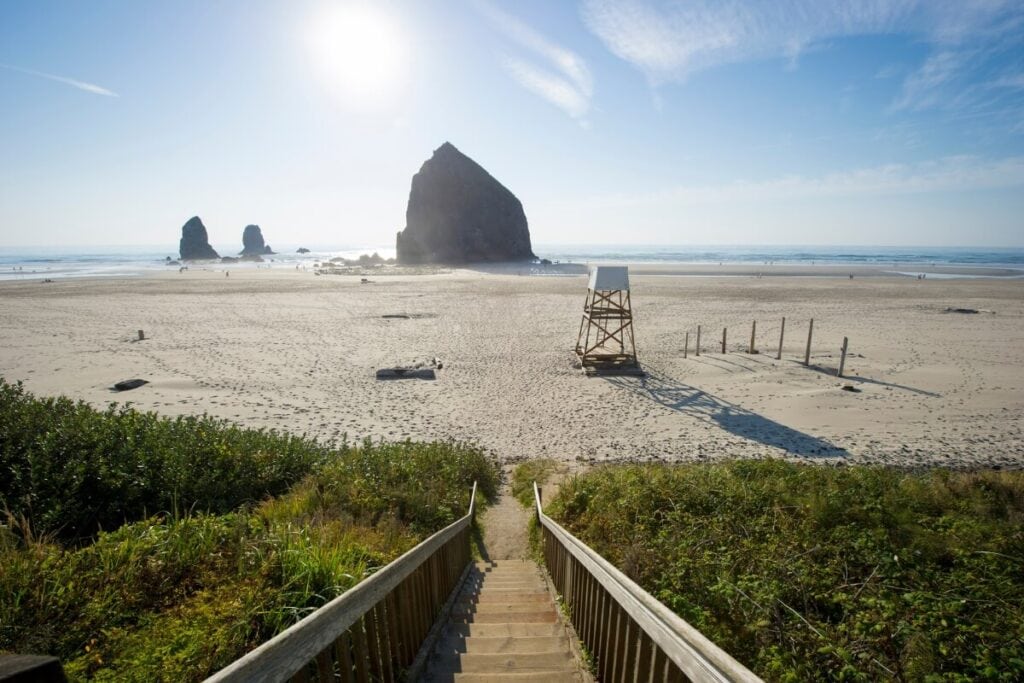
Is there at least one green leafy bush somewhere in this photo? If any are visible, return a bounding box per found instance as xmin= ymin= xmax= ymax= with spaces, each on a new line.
xmin=0 ymin=380 xmax=499 ymax=681
xmin=547 ymin=461 xmax=1024 ymax=681
xmin=0 ymin=378 xmax=331 ymax=541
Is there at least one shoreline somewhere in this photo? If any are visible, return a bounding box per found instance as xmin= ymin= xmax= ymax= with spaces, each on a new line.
xmin=2 ymin=259 xmax=1023 ymax=283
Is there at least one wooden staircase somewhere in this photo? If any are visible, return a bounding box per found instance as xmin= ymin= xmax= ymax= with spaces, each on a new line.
xmin=420 ymin=560 xmax=585 ymax=682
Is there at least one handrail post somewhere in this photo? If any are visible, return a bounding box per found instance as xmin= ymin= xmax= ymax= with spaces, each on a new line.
xmin=533 ymin=482 xmax=542 ymax=522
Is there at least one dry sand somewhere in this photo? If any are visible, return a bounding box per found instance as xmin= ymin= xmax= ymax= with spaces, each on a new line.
xmin=1 ymin=266 xmax=1022 ymax=470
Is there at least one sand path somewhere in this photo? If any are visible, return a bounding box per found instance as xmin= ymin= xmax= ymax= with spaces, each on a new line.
xmin=479 ymin=487 xmax=530 ymax=560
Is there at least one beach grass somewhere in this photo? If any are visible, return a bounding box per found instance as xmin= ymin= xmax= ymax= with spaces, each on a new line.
xmin=543 ymin=460 xmax=1024 ymax=681
xmin=0 ymin=378 xmax=499 ymax=681
xmin=0 ymin=378 xmax=333 ymax=543
xmin=510 ymin=457 xmax=560 ymax=507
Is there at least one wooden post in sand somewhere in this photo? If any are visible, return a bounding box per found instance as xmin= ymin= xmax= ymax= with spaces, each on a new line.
xmin=777 ymin=317 xmax=785 ymax=360
xmin=137 ymin=330 xmax=145 ymax=341
xmin=838 ymin=337 xmax=849 ymax=377
xmin=721 ymin=327 xmax=727 ymax=354
xmin=804 ymin=318 xmax=814 ymax=366
xmin=696 ymin=325 xmax=701 ymax=356
xmin=749 ymin=321 xmax=757 ymax=354
xmin=684 ymin=332 xmax=689 ymax=359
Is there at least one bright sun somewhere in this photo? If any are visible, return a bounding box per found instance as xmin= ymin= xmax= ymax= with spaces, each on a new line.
xmin=308 ymin=3 xmax=408 ymax=107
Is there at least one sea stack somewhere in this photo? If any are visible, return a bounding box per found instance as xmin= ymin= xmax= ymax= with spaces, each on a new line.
xmin=179 ymin=216 xmax=219 ymax=260
xmin=240 ymin=224 xmax=274 ymax=256
xmin=396 ymin=142 xmax=535 ymax=264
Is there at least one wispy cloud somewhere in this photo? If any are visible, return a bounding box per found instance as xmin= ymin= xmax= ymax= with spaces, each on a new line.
xmin=581 ymin=1 xmax=1020 ymax=80
xmin=1 ymin=63 xmax=118 ymax=97
xmin=473 ymin=0 xmax=592 ymax=123
xmin=590 ymin=155 xmax=1024 ymax=208
xmin=891 ymin=50 xmax=969 ymax=111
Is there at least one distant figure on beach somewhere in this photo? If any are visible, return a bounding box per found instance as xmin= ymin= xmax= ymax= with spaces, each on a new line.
xmin=225 ymin=271 xmax=229 ymax=277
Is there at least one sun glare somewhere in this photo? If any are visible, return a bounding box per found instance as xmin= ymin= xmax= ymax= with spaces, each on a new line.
xmin=308 ymin=3 xmax=408 ymax=108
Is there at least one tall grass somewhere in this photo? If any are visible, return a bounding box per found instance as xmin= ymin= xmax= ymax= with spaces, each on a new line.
xmin=0 ymin=378 xmax=332 ymax=542
xmin=546 ymin=461 xmax=1024 ymax=681
xmin=0 ymin=379 xmax=500 ymax=681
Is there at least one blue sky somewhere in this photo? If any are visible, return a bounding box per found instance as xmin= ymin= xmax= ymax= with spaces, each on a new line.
xmin=1 ymin=0 xmax=1022 ymax=248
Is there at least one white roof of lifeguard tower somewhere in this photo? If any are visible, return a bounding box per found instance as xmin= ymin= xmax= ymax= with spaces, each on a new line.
xmin=588 ymin=266 xmax=630 ymax=291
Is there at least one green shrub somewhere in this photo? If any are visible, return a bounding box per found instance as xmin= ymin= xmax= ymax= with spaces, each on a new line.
xmin=547 ymin=461 xmax=1024 ymax=681
xmin=0 ymin=378 xmax=331 ymax=541
xmin=0 ymin=379 xmax=500 ymax=681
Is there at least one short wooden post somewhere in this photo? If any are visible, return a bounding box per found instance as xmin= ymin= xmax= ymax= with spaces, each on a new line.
xmin=804 ymin=318 xmax=814 ymax=366
xmin=838 ymin=337 xmax=849 ymax=377
xmin=696 ymin=325 xmax=701 ymax=356
xmin=137 ymin=329 xmax=145 ymax=341
xmin=777 ymin=317 xmax=785 ymax=360
xmin=721 ymin=327 xmax=727 ymax=354
xmin=749 ymin=320 xmax=756 ymax=354
xmin=684 ymin=332 xmax=689 ymax=359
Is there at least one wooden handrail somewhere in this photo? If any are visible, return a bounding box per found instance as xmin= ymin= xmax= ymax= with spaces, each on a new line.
xmin=206 ymin=481 xmax=478 ymax=683
xmin=534 ymin=482 xmax=762 ymax=683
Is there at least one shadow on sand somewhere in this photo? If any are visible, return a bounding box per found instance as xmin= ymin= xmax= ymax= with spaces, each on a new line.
xmin=604 ymin=367 xmax=847 ymax=458
xmin=800 ymin=362 xmax=941 ymax=397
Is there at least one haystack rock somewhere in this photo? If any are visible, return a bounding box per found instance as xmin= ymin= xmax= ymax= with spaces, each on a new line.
xmin=179 ymin=216 xmax=219 ymax=260
xmin=240 ymin=224 xmax=274 ymax=256
xmin=396 ymin=142 xmax=535 ymax=264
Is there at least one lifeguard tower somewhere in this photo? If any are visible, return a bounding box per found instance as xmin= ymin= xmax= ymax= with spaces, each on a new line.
xmin=575 ymin=266 xmax=643 ymax=375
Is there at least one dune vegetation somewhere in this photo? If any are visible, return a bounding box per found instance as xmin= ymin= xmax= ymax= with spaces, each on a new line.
xmin=541 ymin=460 xmax=1024 ymax=681
xmin=0 ymin=379 xmax=499 ymax=681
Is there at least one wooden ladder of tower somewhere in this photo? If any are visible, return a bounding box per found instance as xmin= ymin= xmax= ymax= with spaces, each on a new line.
xmin=575 ymin=266 xmax=643 ymax=376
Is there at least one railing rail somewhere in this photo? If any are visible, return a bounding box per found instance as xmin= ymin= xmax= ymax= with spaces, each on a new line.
xmin=534 ymin=482 xmax=762 ymax=683
xmin=206 ymin=482 xmax=478 ymax=683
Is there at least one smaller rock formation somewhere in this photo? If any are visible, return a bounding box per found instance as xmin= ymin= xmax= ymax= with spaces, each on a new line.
xmin=179 ymin=216 xmax=219 ymax=260
xmin=240 ymin=225 xmax=274 ymax=256
xmin=296 ymin=247 xmax=310 ymax=254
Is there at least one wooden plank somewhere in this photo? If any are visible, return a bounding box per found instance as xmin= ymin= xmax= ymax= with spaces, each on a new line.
xmin=334 ymin=632 xmax=354 ymax=683
xmin=289 ymin=663 xmax=310 ymax=683
xmin=351 ymin=620 xmax=370 ymax=683
xmin=611 ymin=603 xmax=627 ymax=682
xmin=634 ymin=632 xmax=655 ymax=683
xmin=619 ymin=613 xmax=638 ymax=683
xmin=373 ymin=602 xmax=395 ymax=682
xmin=314 ymin=649 xmax=333 ymax=681
xmin=363 ymin=602 xmax=384 ymax=681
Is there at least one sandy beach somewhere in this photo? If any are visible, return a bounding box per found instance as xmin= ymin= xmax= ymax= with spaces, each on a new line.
xmin=1 ymin=265 xmax=1021 ymax=470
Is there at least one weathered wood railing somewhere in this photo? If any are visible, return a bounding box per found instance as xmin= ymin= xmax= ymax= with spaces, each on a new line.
xmin=534 ymin=483 xmax=762 ymax=683
xmin=205 ymin=482 xmax=478 ymax=683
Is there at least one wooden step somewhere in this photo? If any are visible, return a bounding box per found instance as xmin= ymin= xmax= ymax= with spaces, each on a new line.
xmin=450 ymin=622 xmax=566 ymax=638
xmin=452 ymin=610 xmax=558 ymax=624
xmin=464 ymin=592 xmax=552 ymax=604
xmin=453 ymin=673 xmax=582 ymax=682
xmin=422 ymin=559 xmax=584 ymax=683
xmin=458 ymin=651 xmax=576 ymax=673
xmin=456 ymin=602 xmax=559 ymax=614
xmin=439 ymin=635 xmax=570 ymax=654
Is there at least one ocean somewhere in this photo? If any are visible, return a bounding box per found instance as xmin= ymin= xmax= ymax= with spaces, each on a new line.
xmin=1 ymin=244 xmax=1022 ymax=280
